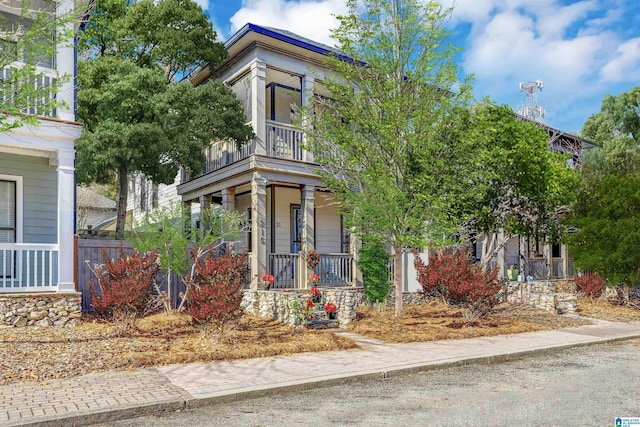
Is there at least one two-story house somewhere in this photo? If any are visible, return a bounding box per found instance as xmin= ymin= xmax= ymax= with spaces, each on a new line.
xmin=0 ymin=0 xmax=83 ymax=324
xmin=177 ymin=24 xmax=355 ymax=290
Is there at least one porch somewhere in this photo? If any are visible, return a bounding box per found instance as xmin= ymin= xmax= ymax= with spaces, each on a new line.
xmin=0 ymin=243 xmax=59 ymax=292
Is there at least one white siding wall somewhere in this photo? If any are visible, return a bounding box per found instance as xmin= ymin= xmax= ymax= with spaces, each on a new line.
xmin=235 ymin=192 xmax=251 ymax=252
xmin=272 ymin=186 xmax=299 ymax=253
xmin=315 ymin=192 xmax=341 ymax=253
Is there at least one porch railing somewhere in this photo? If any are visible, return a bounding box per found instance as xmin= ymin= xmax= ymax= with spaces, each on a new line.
xmin=0 ymin=243 xmax=59 ymax=292
xmin=203 ymin=139 xmax=255 ymax=174
xmin=0 ymin=65 xmax=58 ymax=117
xmin=269 ymin=253 xmax=298 ymax=289
xmin=527 ymin=259 xmax=548 ymax=280
xmin=266 ymin=120 xmax=303 ymax=161
xmin=316 ymin=253 xmax=352 ymax=286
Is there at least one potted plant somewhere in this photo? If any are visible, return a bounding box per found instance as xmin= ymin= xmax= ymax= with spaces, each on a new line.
xmin=507 ymin=265 xmax=519 ymax=281
xmin=324 ymin=301 xmax=337 ymax=320
xmin=309 ymin=277 xmax=322 ymax=303
xmin=262 ymin=273 xmax=274 ymax=290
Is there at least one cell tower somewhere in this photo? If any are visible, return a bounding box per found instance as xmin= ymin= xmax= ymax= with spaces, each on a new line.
xmin=518 ymin=79 xmax=545 ymax=122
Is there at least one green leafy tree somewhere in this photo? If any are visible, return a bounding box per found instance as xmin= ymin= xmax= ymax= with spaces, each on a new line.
xmin=305 ymin=0 xmax=474 ymax=318
xmin=76 ymin=0 xmax=253 ymax=236
xmin=130 ymin=203 xmax=247 ymax=311
xmin=358 ymin=237 xmax=390 ymax=305
xmin=459 ymin=104 xmax=578 ymax=269
xmin=564 ymin=87 xmax=640 ymax=291
xmin=0 ymin=1 xmax=75 ymax=130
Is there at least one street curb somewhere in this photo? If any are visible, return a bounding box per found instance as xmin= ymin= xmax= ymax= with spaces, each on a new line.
xmin=9 ymin=333 xmax=640 ymax=426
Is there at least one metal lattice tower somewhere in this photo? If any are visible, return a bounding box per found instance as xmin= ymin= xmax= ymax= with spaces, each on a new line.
xmin=518 ymin=80 xmax=545 ymax=122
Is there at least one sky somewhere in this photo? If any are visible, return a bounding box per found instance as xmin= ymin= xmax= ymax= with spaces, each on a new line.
xmin=199 ymin=0 xmax=640 ymax=134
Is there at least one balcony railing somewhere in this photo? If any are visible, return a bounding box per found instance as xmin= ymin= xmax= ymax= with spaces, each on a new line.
xmin=266 ymin=120 xmax=303 ymax=161
xmin=195 ymin=121 xmax=307 ymax=177
xmin=203 ymin=139 xmax=255 ymax=175
xmin=0 ymin=65 xmax=58 ymax=117
xmin=0 ymin=243 xmax=59 ymax=292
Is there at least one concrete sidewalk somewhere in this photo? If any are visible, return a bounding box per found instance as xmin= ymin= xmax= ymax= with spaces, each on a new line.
xmin=2 ymin=319 xmax=640 ymax=427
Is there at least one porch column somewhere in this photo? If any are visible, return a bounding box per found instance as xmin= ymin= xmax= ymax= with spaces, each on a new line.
xmin=199 ymin=195 xmax=212 ymax=238
xmin=250 ymin=59 xmax=267 ymax=156
xmin=251 ymin=173 xmax=267 ymax=289
xmin=562 ymin=244 xmax=570 ymax=278
xmin=56 ymin=0 xmax=75 ymax=122
xmin=301 ymin=74 xmax=315 ymax=163
xmin=57 ymin=149 xmax=75 ymax=292
xmin=300 ymin=185 xmax=315 ymax=289
xmin=543 ymin=243 xmax=552 ymax=280
xmin=221 ymin=187 xmax=236 ymax=211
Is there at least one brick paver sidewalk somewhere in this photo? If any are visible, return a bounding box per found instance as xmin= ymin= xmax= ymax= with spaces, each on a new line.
xmin=2 ymin=320 xmax=639 ymax=426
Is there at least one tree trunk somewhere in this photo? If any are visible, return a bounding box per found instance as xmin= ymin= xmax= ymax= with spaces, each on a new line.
xmin=116 ymin=164 xmax=129 ymax=239
xmin=392 ymin=245 xmax=403 ymax=319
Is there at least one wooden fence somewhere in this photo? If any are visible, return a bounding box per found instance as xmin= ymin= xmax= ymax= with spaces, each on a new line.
xmin=76 ymin=238 xmax=185 ymax=312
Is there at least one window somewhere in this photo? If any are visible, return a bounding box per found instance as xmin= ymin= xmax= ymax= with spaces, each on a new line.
xmin=0 ymin=179 xmax=17 ymax=279
xmin=552 ymin=243 xmax=561 ymax=258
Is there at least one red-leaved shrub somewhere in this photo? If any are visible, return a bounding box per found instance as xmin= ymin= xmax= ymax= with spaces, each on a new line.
xmin=89 ymin=247 xmax=159 ymax=329
xmin=187 ymin=249 xmax=249 ymax=334
xmin=575 ymin=273 xmax=606 ymax=298
xmin=414 ymin=247 xmax=503 ymax=323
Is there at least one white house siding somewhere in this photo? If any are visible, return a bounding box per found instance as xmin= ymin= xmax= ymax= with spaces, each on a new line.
xmin=315 ymin=192 xmax=342 ymax=254
xmin=0 ymin=153 xmax=57 ymax=244
xmin=128 ymin=174 xmax=182 ymax=225
xmin=272 ymin=186 xmax=299 ymax=253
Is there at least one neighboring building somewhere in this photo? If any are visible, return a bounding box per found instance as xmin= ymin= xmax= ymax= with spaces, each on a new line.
xmin=489 ymin=120 xmax=595 ymax=281
xmin=76 ymin=186 xmax=116 ymax=231
xmin=0 ymin=0 xmax=82 ymax=297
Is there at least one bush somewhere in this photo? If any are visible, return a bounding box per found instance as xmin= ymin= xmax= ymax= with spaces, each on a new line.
xmin=413 ymin=246 xmax=503 ymax=323
xmin=89 ymin=247 xmax=159 ymax=331
xmin=359 ymin=240 xmax=390 ymax=304
xmin=575 ymin=273 xmax=606 ymax=298
xmin=187 ymin=249 xmax=249 ymax=334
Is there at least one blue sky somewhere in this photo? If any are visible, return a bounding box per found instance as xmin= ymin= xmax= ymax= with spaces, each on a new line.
xmin=198 ymin=0 xmax=640 ymax=134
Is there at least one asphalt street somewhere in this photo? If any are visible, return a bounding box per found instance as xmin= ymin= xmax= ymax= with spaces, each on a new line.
xmin=97 ymin=339 xmax=640 ymax=427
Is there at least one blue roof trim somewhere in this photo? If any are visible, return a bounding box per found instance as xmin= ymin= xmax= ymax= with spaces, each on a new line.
xmin=226 ymin=23 xmax=356 ymax=64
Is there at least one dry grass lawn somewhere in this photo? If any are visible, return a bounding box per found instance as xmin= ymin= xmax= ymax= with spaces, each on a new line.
xmin=0 ymin=313 xmax=356 ymax=386
xmin=347 ymin=301 xmax=591 ymax=343
xmin=577 ymin=298 xmax=640 ymax=322
xmin=1 ymin=298 xmax=623 ymax=387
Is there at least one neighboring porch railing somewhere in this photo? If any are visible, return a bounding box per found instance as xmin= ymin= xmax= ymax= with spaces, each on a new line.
xmin=203 ymin=139 xmax=255 ymax=174
xmin=266 ymin=120 xmax=303 ymax=161
xmin=0 ymin=65 xmax=58 ymax=117
xmin=315 ymin=253 xmax=352 ymax=286
xmin=0 ymin=243 xmax=59 ymax=292
xmin=269 ymin=253 xmax=298 ymax=289
xmin=527 ymin=259 xmax=548 ymax=280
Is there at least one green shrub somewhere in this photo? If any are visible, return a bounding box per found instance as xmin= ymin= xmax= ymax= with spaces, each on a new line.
xmin=359 ymin=240 xmax=390 ymax=304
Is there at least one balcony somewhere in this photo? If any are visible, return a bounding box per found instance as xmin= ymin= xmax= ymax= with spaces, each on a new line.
xmin=201 ymin=120 xmax=305 ymax=176
xmin=0 ymin=65 xmax=58 ymax=118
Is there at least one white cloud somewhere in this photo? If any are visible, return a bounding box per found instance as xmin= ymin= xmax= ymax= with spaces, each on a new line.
xmin=229 ymin=0 xmax=347 ymax=46
xmin=192 ymin=0 xmax=208 ymax=12
xmin=600 ymin=37 xmax=640 ymax=82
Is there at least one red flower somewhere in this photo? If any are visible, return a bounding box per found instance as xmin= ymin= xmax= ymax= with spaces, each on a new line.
xmin=309 ymin=285 xmax=321 ymax=297
xmin=324 ymin=302 xmax=337 ymax=314
xmin=306 ymin=250 xmax=320 ymax=268
xmin=306 ymin=299 xmax=315 ymax=309
xmin=261 ymin=273 xmax=274 ymax=285
xmin=308 ymin=273 xmax=321 ymax=286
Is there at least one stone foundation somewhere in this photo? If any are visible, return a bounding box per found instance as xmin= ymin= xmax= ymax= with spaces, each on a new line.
xmin=0 ymin=293 xmax=82 ymax=327
xmin=241 ymin=288 xmax=364 ymax=327
xmin=504 ymin=281 xmax=577 ymax=314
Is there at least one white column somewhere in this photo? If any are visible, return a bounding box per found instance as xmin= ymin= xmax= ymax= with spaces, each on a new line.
xmin=57 ymin=149 xmax=75 ymax=292
xmin=250 ymin=173 xmax=267 ymax=289
xmin=562 ymin=244 xmax=570 ymax=279
xmin=300 ymin=185 xmax=315 ymax=289
xmin=56 ymin=0 xmax=76 ymax=122
xmin=221 ymin=187 xmax=236 ymax=211
xmin=250 ymin=59 xmax=267 ymax=155
xmin=301 ymin=74 xmax=315 ymax=163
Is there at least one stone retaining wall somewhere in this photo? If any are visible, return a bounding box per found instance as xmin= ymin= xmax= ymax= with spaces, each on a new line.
xmin=241 ymin=288 xmax=364 ymax=327
xmin=504 ymin=281 xmax=577 ymax=314
xmin=0 ymin=293 xmax=83 ymax=327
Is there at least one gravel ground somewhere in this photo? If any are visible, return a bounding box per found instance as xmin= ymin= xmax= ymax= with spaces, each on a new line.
xmin=100 ymin=339 xmax=640 ymax=427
